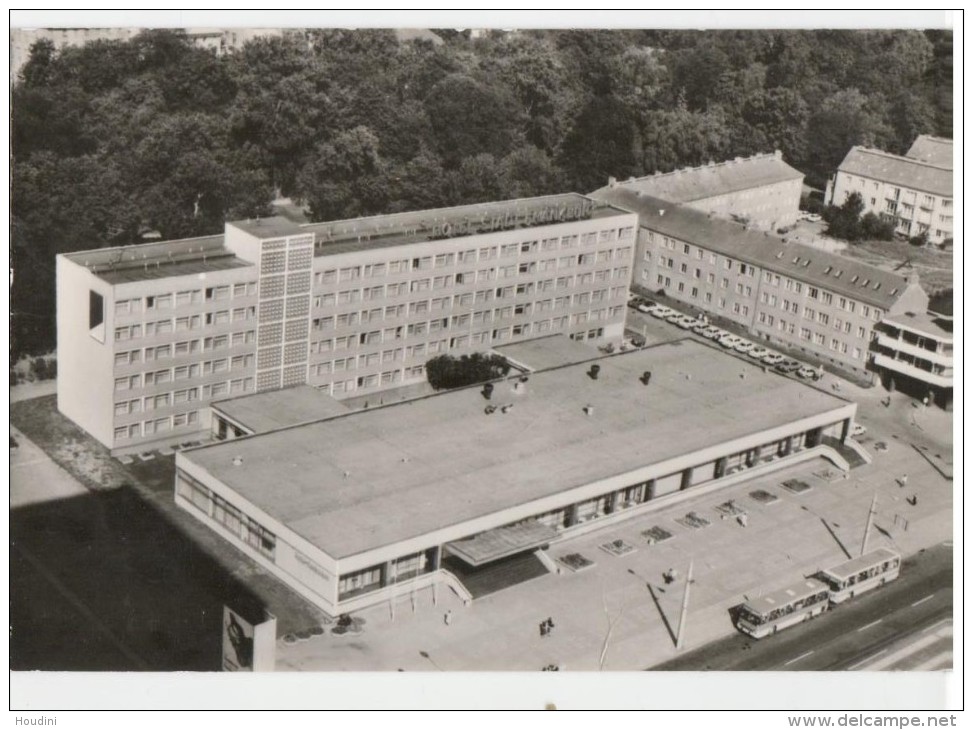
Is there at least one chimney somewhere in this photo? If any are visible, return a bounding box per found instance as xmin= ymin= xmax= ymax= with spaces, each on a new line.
xmin=608 ymin=176 xmax=617 ymax=187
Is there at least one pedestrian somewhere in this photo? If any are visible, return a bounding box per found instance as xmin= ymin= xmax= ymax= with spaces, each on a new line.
xmin=539 ymin=622 xmax=547 ymax=638
xmin=444 ymin=610 xmax=452 ymax=627
xmin=908 ymin=495 xmax=918 ymax=506
xmin=923 ymin=396 xmax=930 ymax=408
xmin=899 ymin=474 xmax=909 ymax=488
xmin=547 ymin=617 xmax=555 ymax=633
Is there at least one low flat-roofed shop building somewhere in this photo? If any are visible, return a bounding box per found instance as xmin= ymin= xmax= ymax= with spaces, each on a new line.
xmin=871 ymin=311 xmax=953 ymax=409
xmin=590 ymin=189 xmax=929 ymax=380
xmin=58 ymin=194 xmax=637 ymax=452
xmin=175 ymin=338 xmax=856 ymax=616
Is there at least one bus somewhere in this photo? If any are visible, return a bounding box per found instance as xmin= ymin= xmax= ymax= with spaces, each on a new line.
xmin=734 ymin=577 xmax=831 ymax=639
xmin=814 ymin=548 xmax=901 ymax=605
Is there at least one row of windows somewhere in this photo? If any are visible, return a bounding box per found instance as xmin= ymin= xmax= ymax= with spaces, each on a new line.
xmin=114 ymin=409 xmax=201 ymax=441
xmin=314 ymin=231 xmax=635 ymax=285
xmin=114 ymin=352 xmax=257 ymax=390
xmin=177 ymin=474 xmax=277 ymax=559
xmin=312 ymin=301 xmax=625 ymax=339
xmin=651 ymin=236 xmax=887 ymax=321
xmin=114 ymin=283 xmax=257 ymax=316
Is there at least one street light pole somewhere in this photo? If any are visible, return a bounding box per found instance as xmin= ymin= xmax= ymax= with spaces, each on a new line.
xmin=861 ymin=492 xmax=878 ymax=556
xmin=676 ymin=559 xmax=694 ymax=651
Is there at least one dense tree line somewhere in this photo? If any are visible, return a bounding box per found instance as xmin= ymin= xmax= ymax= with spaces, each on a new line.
xmin=11 ymin=28 xmax=952 ymax=359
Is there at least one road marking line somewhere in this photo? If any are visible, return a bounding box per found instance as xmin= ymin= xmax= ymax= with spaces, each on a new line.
xmin=784 ymin=650 xmax=814 ymax=666
xmin=12 ymin=542 xmax=150 ymax=670
xmin=848 ymin=648 xmax=887 ymax=670
xmin=912 ymin=594 xmax=935 ymax=607
xmin=922 ymin=618 xmax=951 ymax=634
xmin=857 ymin=619 xmax=883 ymax=632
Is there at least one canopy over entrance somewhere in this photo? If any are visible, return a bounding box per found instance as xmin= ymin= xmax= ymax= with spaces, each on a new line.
xmin=445 ymin=521 xmax=558 ymax=567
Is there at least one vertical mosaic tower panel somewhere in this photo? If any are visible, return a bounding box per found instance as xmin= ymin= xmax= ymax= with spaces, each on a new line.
xmin=256 ymin=234 xmax=314 ymax=392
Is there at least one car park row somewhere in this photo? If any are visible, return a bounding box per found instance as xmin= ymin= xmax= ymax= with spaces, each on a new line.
xmin=628 ymin=295 xmax=823 ymax=380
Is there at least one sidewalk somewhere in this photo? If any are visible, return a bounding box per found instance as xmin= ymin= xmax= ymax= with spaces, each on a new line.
xmin=10 ymin=379 xmax=57 ymax=403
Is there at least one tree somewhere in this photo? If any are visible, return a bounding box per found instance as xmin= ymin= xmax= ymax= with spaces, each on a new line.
xmin=740 ymin=87 xmax=809 ymax=162
xmin=805 ymin=89 xmax=891 ymax=187
xmin=559 ymin=96 xmax=639 ymax=191
xmin=424 ymin=73 xmax=525 ymax=166
xmin=447 ymin=154 xmax=504 ymax=205
xmin=295 ymin=126 xmax=390 ymax=221
xmin=825 ymin=192 xmax=866 ymax=241
xmin=499 ymin=146 xmax=564 ymax=199
xmin=425 ymin=353 xmax=511 ymax=390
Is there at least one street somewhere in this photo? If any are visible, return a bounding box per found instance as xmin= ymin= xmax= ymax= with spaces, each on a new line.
xmin=650 ymin=542 xmax=952 ymax=671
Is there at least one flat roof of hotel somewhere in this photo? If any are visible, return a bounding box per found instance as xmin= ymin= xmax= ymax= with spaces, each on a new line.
xmin=300 ymin=194 xmax=632 ymax=257
xmin=211 ymin=385 xmax=349 ymax=434
xmin=185 ymin=339 xmax=851 ymax=560
xmin=61 ymin=235 xmax=253 ymax=285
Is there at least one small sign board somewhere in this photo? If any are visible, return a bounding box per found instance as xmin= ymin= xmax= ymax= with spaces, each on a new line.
xmin=222 ymin=605 xmax=277 ymax=672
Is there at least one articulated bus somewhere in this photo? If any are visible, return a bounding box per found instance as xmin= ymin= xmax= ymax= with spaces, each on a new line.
xmin=734 ymin=578 xmax=831 ymax=639
xmin=814 ymin=548 xmax=901 ymax=605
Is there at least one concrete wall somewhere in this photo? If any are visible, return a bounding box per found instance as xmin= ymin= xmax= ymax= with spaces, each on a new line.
xmin=56 ymin=256 xmax=117 ymax=448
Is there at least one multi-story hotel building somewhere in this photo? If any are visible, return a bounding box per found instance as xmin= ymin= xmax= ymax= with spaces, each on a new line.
xmin=589 ymin=189 xmax=929 ymax=380
xmin=825 ymin=138 xmax=953 ymax=244
xmin=56 ymin=194 xmax=638 ymax=452
xmin=175 ymin=338 xmax=858 ymax=617
xmin=591 ymin=151 xmax=804 ymax=232
xmin=871 ymin=310 xmax=953 ymax=410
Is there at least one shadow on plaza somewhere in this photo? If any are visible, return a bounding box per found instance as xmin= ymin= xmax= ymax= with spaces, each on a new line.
xmin=10 ymin=485 xmax=267 ymax=671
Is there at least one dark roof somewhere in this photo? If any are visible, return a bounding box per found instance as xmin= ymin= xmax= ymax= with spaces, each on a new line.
xmin=592 ymin=189 xmax=920 ymax=310
xmin=836 ymin=147 xmax=952 ymax=198
xmin=182 ymin=339 xmax=851 ymax=560
xmin=61 ymin=235 xmax=253 ymax=285
xmin=905 ymin=136 xmax=953 ymax=169
xmin=590 ymin=152 xmax=804 ymax=204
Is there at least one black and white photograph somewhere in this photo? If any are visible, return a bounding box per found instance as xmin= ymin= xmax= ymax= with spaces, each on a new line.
xmin=8 ymin=9 xmax=960 ymax=716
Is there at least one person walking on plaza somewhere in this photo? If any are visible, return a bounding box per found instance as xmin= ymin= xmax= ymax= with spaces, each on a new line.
xmin=899 ymin=473 xmax=909 ymax=488
xmin=444 ymin=610 xmax=452 ymax=627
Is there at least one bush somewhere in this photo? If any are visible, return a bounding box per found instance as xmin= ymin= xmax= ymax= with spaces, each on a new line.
xmin=425 ymin=352 xmax=511 ymax=390
xmin=909 ymin=231 xmax=930 ymax=248
xmin=860 ymin=213 xmax=894 ymax=241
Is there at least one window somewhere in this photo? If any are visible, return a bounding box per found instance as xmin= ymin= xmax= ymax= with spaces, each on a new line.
xmin=89 ymin=291 xmax=105 ymax=342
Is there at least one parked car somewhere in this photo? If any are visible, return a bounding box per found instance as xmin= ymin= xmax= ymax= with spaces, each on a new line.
xmin=676 ymin=316 xmax=698 ymax=329
xmin=761 ymin=352 xmax=785 ymax=366
xmin=699 ymin=326 xmax=723 ymax=339
xmin=796 ymin=366 xmax=820 ymax=380
xmin=748 ymin=346 xmax=770 ymax=359
xmin=851 ymin=423 xmax=867 ymax=437
xmin=806 ymin=213 xmax=822 ymax=223
xmin=775 ymin=359 xmax=802 ymax=374
xmin=719 ymin=334 xmax=742 ymax=349
xmin=733 ymin=339 xmax=756 ymax=354
xmin=664 ymin=311 xmax=685 ymax=323
xmin=636 ymin=301 xmax=653 ymax=313
xmin=650 ymin=305 xmax=670 ymax=318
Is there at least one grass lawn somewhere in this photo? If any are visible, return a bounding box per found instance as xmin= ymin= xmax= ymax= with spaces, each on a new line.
xmin=11 ymin=395 xmax=330 ymax=669
xmin=838 ymin=238 xmax=953 ymax=293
